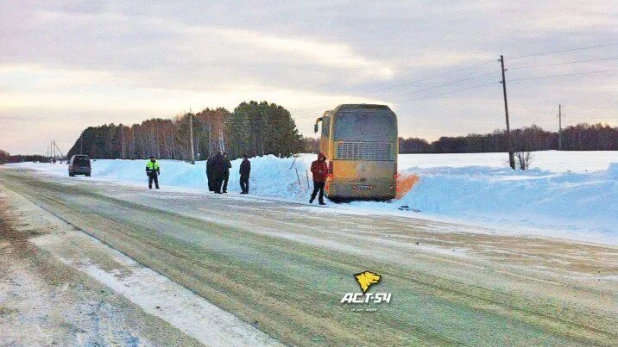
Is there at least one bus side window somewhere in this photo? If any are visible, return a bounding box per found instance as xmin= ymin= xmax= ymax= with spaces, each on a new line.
xmin=322 ymin=117 xmax=330 ymax=138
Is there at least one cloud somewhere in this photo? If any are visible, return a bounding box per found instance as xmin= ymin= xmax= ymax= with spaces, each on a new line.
xmin=9 ymin=9 xmax=394 ymax=87
xmin=1 ymin=0 xmax=617 ymax=154
xmin=0 ymin=64 xmax=120 ymax=89
xmin=206 ymin=27 xmax=394 ymax=78
xmin=0 ymin=63 xmax=384 ymax=112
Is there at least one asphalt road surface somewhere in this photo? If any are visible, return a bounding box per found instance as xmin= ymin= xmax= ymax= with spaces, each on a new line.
xmin=0 ymin=168 xmax=616 ymax=346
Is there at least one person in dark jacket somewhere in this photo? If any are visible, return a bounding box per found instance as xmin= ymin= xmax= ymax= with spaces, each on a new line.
xmin=239 ymin=154 xmax=251 ymax=194
xmin=206 ymin=156 xmax=214 ymax=191
xmin=146 ymin=156 xmax=160 ymax=189
xmin=221 ymin=153 xmax=232 ymax=193
xmin=309 ymin=152 xmax=328 ymax=205
xmin=211 ymin=152 xmax=225 ymax=194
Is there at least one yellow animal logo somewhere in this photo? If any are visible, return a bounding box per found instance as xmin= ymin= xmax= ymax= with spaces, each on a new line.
xmin=354 ymin=271 xmax=381 ymax=293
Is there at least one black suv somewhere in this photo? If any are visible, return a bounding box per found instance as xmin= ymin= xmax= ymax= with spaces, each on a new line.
xmin=68 ymin=155 xmax=91 ymax=177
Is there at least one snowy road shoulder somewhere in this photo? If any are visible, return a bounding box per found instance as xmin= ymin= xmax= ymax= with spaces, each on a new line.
xmin=38 ymin=235 xmax=283 ymax=347
xmin=1 ymin=185 xmax=283 ymax=347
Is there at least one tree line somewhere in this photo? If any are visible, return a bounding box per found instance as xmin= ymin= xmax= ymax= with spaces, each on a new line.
xmin=2 ymin=115 xmax=615 ymax=165
xmin=0 ymin=149 xmax=10 ymax=164
xmin=66 ymin=101 xmax=305 ymax=160
xmin=399 ymin=123 xmax=618 ymax=153
xmin=0 ymin=152 xmax=50 ymax=164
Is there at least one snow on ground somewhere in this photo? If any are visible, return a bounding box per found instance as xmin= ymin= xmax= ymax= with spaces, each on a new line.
xmin=8 ymin=151 xmax=618 ymax=245
xmin=398 ymin=151 xmax=618 ymax=173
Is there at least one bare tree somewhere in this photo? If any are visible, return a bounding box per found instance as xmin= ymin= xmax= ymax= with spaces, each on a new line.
xmin=515 ymin=150 xmax=532 ymax=170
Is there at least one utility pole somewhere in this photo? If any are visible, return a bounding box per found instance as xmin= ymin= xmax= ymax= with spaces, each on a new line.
xmin=499 ymin=55 xmax=516 ymax=169
xmin=189 ymin=111 xmax=195 ymax=164
xmin=52 ymin=141 xmax=65 ymax=160
xmin=258 ymin=105 xmax=265 ymax=156
xmin=132 ymin=126 xmax=136 ymax=159
xmin=121 ymin=126 xmax=126 ymax=159
xmin=558 ymin=104 xmax=563 ymax=151
xmin=208 ymin=113 xmax=213 ymax=157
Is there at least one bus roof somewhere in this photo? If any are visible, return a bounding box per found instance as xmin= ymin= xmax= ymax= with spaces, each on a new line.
xmin=333 ymin=104 xmax=393 ymax=113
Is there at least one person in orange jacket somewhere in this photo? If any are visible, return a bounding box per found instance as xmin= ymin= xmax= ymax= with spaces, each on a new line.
xmin=309 ymin=152 xmax=328 ymax=205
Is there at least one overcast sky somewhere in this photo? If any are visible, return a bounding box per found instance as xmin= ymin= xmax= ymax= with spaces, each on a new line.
xmin=1 ymin=0 xmax=617 ymax=154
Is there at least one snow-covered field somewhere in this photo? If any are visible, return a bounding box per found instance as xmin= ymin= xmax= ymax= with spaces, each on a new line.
xmin=8 ymin=151 xmax=618 ymax=245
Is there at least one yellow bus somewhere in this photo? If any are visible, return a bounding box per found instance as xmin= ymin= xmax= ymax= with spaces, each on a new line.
xmin=314 ymin=104 xmax=398 ymax=200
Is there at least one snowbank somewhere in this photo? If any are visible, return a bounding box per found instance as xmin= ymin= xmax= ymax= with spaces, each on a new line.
xmin=7 ymin=151 xmax=618 ymax=245
xmin=10 ymin=155 xmax=317 ymax=200
xmin=393 ymin=166 xmax=617 ymax=238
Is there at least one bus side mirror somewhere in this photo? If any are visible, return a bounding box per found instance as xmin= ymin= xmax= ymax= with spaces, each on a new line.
xmin=314 ymin=124 xmax=319 ymax=133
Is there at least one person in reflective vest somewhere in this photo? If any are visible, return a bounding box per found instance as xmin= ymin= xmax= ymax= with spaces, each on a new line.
xmin=146 ymin=156 xmax=160 ymax=189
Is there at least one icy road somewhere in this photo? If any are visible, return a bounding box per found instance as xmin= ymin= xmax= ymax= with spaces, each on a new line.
xmin=0 ymin=168 xmax=616 ymax=346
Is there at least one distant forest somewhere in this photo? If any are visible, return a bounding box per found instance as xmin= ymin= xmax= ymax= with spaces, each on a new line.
xmin=65 ymin=101 xmax=306 ymax=161
xmin=2 ymin=108 xmax=616 ymax=164
xmin=0 ymin=152 xmax=49 ymax=164
xmin=399 ymin=123 xmax=618 ymax=153
xmin=64 ymin=110 xmax=617 ymax=160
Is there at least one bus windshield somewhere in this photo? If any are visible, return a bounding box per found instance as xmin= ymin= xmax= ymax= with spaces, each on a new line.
xmin=333 ymin=111 xmax=397 ymax=142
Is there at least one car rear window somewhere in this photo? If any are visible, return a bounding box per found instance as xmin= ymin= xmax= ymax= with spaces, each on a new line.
xmin=73 ymin=157 xmax=90 ymax=166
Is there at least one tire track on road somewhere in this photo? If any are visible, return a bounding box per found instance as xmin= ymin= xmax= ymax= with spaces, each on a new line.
xmin=1 ymin=170 xmax=616 ymax=346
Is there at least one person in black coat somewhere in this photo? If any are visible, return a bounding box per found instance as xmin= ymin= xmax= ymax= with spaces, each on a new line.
xmin=239 ymin=154 xmax=251 ymax=194
xmin=206 ymin=156 xmax=215 ymax=191
xmin=221 ymin=153 xmax=232 ymax=193
xmin=211 ymin=152 xmax=225 ymax=194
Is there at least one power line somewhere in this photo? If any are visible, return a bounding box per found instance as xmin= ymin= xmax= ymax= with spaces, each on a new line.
xmin=291 ymin=45 xmax=618 ymax=120
xmin=390 ymin=71 xmax=497 ymax=99
xmin=291 ymin=64 xmax=610 ymax=118
xmin=510 ymin=43 xmax=618 ymax=60
xmin=510 ymin=57 xmax=618 ymax=70
xmin=291 ymin=63 xmax=498 ymax=118
xmin=509 ymin=69 xmax=618 ymax=83
xmin=299 ymin=44 xmax=616 ymax=107
xmin=367 ymin=59 xmax=495 ymax=94
xmin=375 ymin=44 xmax=617 ymax=95
xmin=396 ymin=81 xmax=499 ymax=104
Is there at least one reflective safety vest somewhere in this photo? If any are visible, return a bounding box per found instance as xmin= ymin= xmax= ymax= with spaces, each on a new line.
xmin=146 ymin=160 xmax=160 ymax=174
